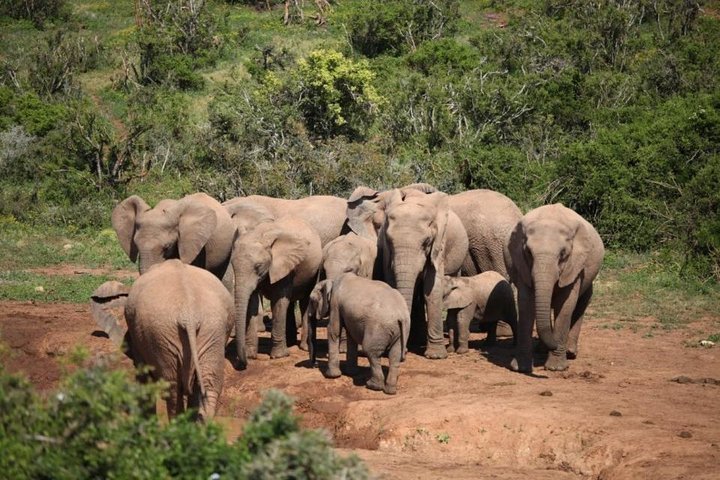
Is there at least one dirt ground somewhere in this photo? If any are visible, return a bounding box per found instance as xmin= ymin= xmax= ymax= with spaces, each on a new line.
xmin=1 ymin=298 xmax=719 ymax=479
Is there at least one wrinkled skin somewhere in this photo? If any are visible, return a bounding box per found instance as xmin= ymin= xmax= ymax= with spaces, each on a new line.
xmin=223 ymin=195 xmax=347 ymax=247
xmin=443 ymin=272 xmax=518 ymax=354
xmin=379 ymin=190 xmax=468 ymax=359
xmin=319 ymin=232 xmax=377 ymax=281
xmin=231 ymin=216 xmax=322 ymax=368
xmin=90 ymin=261 xmax=234 ymax=422
xmin=112 ymin=193 xmax=235 ymax=287
xmin=504 ymin=204 xmax=604 ymax=373
xmin=308 ymin=273 xmax=410 ymax=395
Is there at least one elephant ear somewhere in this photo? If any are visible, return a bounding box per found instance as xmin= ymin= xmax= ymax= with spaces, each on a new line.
xmin=428 ymin=192 xmax=450 ymax=268
xmin=444 ymin=279 xmax=473 ymax=310
xmin=111 ymin=195 xmax=150 ymax=262
xmin=175 ymin=197 xmax=218 ymax=264
xmin=267 ymin=230 xmax=309 ymax=284
xmin=90 ymin=281 xmax=130 ymax=349
xmin=507 ymin=223 xmax=532 ymax=287
xmin=559 ymin=220 xmax=592 ymax=288
xmin=346 ymin=187 xmax=381 ymax=238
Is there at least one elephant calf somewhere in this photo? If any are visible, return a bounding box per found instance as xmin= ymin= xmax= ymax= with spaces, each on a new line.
xmin=443 ymin=272 xmax=517 ymax=354
xmin=91 ymin=260 xmax=234 ymax=421
xmin=309 ymin=273 xmax=410 ymax=395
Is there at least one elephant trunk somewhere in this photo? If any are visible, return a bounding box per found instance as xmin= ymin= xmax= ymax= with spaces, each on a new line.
xmin=233 ymin=282 xmax=257 ymax=369
xmin=392 ymin=260 xmax=422 ymax=315
xmin=138 ymin=250 xmax=163 ymax=275
xmin=533 ymin=255 xmax=559 ymax=350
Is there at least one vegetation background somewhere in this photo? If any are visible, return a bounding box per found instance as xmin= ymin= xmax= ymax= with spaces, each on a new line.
xmin=1 ymin=1 xmax=719 ymax=477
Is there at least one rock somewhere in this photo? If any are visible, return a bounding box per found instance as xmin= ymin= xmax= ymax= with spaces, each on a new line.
xmin=671 ymin=375 xmax=693 ymax=384
xmin=34 ymin=286 xmax=45 ymax=293
xmin=539 ymin=390 xmax=553 ymax=397
xmin=63 ymin=243 xmax=73 ymax=250
xmin=678 ymin=431 xmax=692 ymax=439
xmin=699 ymin=340 xmax=715 ymax=347
xmin=609 ymin=410 xmax=623 ymax=417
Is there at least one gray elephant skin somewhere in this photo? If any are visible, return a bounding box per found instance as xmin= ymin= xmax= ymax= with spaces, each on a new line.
xmin=231 ymin=216 xmax=322 ymax=368
xmin=378 ymin=189 xmax=468 ymax=359
xmin=223 ymin=194 xmax=347 ymax=247
xmin=505 ymin=203 xmax=605 ymax=373
xmin=309 ymin=273 xmax=410 ymax=395
xmin=443 ymin=271 xmax=517 ymax=354
xmin=90 ymin=260 xmax=234 ymax=421
xmin=112 ymin=193 xmax=235 ymax=283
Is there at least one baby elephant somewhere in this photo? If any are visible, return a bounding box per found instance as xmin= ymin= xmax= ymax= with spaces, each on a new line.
xmin=443 ymin=272 xmax=517 ymax=353
xmin=91 ymin=260 xmax=234 ymax=421
xmin=308 ymin=273 xmax=410 ymax=395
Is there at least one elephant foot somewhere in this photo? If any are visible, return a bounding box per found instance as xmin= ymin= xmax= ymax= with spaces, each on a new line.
xmin=230 ymin=357 xmax=247 ymax=371
xmin=298 ymin=341 xmax=308 ymax=352
xmin=545 ymin=353 xmax=568 ymax=371
xmin=366 ymin=378 xmax=384 ymax=392
xmin=455 ymin=345 xmax=469 ymax=355
xmin=246 ymin=347 xmax=258 ymax=359
xmin=446 ymin=344 xmax=456 ymax=354
xmin=324 ymin=366 xmax=341 ymax=378
xmin=383 ymin=383 xmax=397 ymax=395
xmin=270 ymin=346 xmax=289 ymax=359
xmin=510 ymin=356 xmax=532 ymax=374
xmin=425 ymin=344 xmax=448 ymax=359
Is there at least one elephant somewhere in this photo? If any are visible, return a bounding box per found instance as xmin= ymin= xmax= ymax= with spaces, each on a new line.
xmin=504 ymin=203 xmax=604 ymax=373
xmin=319 ymin=232 xmax=377 ymax=281
xmin=223 ymin=194 xmax=348 ymax=247
xmin=112 ymin=193 xmax=235 ymax=284
xmin=90 ymin=260 xmax=234 ymax=421
xmin=231 ymin=215 xmax=322 ymax=368
xmin=443 ymin=271 xmax=518 ymax=354
xmin=379 ymin=189 xmax=468 ymax=359
xmin=308 ymin=273 xmax=410 ymax=395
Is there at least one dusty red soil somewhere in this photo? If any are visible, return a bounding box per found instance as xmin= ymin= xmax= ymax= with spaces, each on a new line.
xmin=1 ymin=299 xmax=719 ymax=479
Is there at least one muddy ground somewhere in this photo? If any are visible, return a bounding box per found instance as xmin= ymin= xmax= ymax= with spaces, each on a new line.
xmin=1 ymin=295 xmax=719 ymax=479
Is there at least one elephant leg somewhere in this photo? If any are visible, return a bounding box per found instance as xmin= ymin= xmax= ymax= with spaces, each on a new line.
xmin=568 ymin=284 xmax=593 ymax=359
xmin=165 ymin=380 xmax=184 ymax=420
xmin=446 ymin=309 xmax=457 ymax=353
xmin=135 ymin=369 xmax=158 ymax=417
xmin=285 ymin=301 xmax=298 ymax=348
xmin=247 ymin=291 xmax=261 ymax=359
xmin=325 ymin=305 xmax=342 ymax=378
xmin=424 ymin=270 xmax=448 ymax=359
xmin=365 ymin=353 xmax=385 ymax=392
xmin=545 ymin=282 xmax=580 ymax=371
xmin=384 ymin=340 xmax=402 ymax=395
xmin=456 ymin=307 xmax=472 ymax=354
xmin=344 ymin=334 xmax=359 ymax=375
xmin=268 ymin=286 xmax=292 ymax=359
xmin=298 ymin=297 xmax=310 ymax=352
xmin=511 ymin=285 xmax=535 ymax=373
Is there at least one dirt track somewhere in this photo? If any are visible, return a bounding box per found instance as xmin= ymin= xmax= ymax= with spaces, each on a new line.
xmin=1 ymin=299 xmax=719 ymax=479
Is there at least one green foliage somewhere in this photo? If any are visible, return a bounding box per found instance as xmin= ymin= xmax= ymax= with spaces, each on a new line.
xmin=345 ymin=0 xmax=460 ymax=57
xmin=0 ymin=364 xmax=368 ymax=479
xmin=136 ymin=0 xmax=225 ymax=90
xmin=296 ymin=49 xmax=383 ymax=139
xmin=0 ymin=0 xmax=68 ymax=28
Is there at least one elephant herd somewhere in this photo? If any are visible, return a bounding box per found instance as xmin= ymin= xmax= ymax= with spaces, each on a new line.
xmin=91 ymin=185 xmax=604 ymax=421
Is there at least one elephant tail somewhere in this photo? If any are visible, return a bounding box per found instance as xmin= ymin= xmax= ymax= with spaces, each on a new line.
xmin=182 ymin=316 xmax=207 ymax=410
xmin=399 ymin=318 xmax=407 ymax=362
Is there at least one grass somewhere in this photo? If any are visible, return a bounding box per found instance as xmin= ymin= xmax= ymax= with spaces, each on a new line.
xmin=0 ymin=270 xmax=131 ymax=303
xmin=590 ymin=251 xmax=720 ymax=331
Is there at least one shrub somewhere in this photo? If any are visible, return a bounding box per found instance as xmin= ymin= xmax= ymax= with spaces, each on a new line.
xmin=0 ymin=0 xmax=68 ymax=28
xmin=295 ymin=49 xmax=383 ymax=139
xmin=0 ymin=360 xmax=368 ymax=479
xmin=345 ymin=0 xmax=459 ymax=57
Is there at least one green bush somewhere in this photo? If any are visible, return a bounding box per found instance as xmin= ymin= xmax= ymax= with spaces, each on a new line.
xmin=0 ymin=0 xmax=68 ymax=28
xmin=0 ymin=360 xmax=368 ymax=479
xmin=345 ymin=0 xmax=459 ymax=57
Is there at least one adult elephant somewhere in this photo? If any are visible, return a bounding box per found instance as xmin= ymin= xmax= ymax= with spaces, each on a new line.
xmin=231 ymin=216 xmax=322 ymax=368
xmin=90 ymin=260 xmax=234 ymax=421
xmin=403 ymin=184 xmax=523 ymax=279
xmin=223 ymin=195 xmax=347 ymax=247
xmin=380 ymin=189 xmax=468 ymax=359
xmin=505 ymin=204 xmax=604 ymax=373
xmin=112 ymin=193 xmax=235 ymax=283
